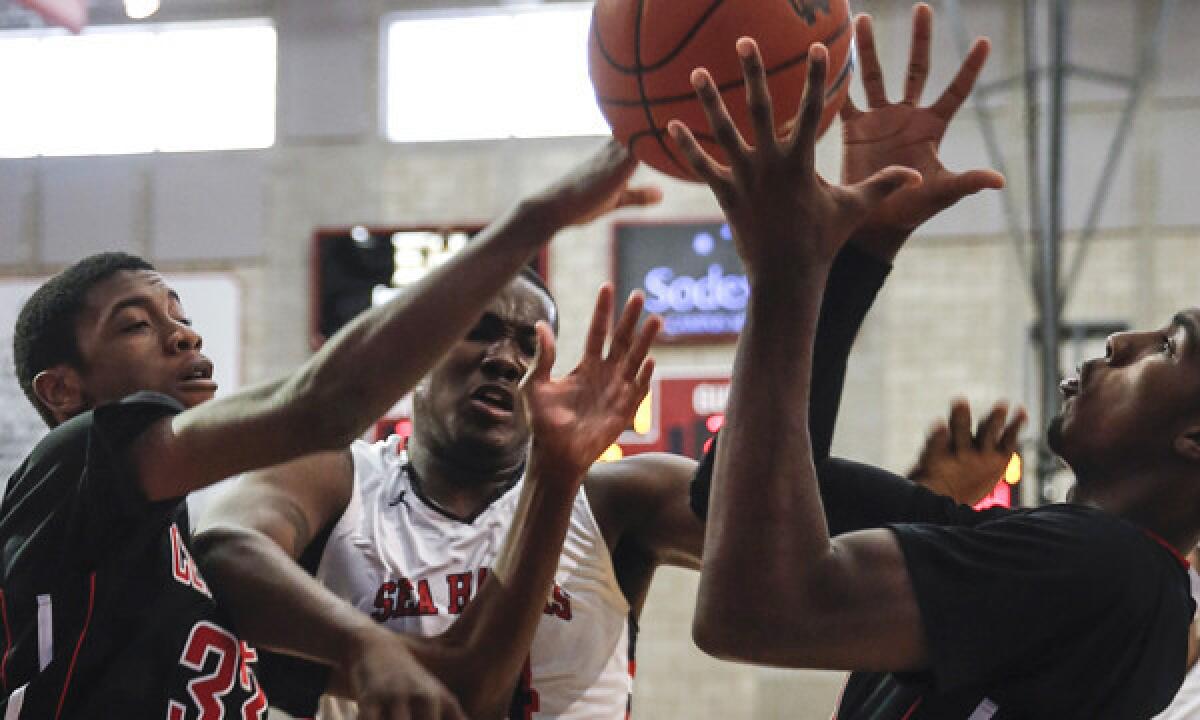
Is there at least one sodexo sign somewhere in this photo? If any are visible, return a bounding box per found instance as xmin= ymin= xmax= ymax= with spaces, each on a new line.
xmin=614 ymin=221 xmax=748 ymax=341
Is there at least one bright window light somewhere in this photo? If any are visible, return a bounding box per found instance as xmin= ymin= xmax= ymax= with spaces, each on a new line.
xmin=385 ymin=5 xmax=608 ymax=142
xmin=0 ymin=22 xmax=275 ymax=158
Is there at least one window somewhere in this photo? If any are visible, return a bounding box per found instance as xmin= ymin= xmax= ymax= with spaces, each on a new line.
xmin=0 ymin=21 xmax=276 ymax=158
xmin=384 ymin=4 xmax=608 ymax=142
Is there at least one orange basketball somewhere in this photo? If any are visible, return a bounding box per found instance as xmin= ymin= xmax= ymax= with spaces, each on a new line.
xmin=588 ymin=0 xmax=854 ymax=182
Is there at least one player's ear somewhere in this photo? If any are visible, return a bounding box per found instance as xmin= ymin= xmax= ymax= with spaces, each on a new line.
xmin=32 ymin=366 xmax=87 ymax=425
xmin=1173 ymin=424 xmax=1200 ymax=465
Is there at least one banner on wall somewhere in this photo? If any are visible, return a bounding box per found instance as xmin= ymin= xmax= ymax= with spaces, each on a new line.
xmin=613 ymin=221 xmax=747 ymax=344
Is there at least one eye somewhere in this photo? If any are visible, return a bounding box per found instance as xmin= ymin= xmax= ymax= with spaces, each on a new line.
xmin=517 ymin=332 xmax=538 ymax=357
xmin=123 ymin=320 xmax=151 ymax=333
xmin=466 ymin=316 xmax=503 ymax=344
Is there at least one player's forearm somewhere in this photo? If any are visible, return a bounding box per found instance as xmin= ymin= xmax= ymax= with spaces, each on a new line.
xmin=691 ymin=245 xmax=890 ymax=519
xmin=419 ymin=456 xmax=579 ymax=720
xmin=846 ymin=225 xmax=913 ymax=265
xmin=695 ymin=266 xmax=836 ymax=655
xmin=192 ymin=524 xmax=385 ymax=678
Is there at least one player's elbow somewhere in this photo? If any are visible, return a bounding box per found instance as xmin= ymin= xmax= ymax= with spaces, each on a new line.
xmin=692 ymin=600 xmax=771 ymax=663
xmin=192 ymin=525 xmax=270 ymax=580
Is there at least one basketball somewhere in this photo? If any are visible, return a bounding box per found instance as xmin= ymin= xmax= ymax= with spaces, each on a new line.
xmin=588 ymin=0 xmax=855 ymax=181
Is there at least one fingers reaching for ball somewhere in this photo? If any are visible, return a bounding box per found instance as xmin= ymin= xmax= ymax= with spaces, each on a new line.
xmin=668 ymin=37 xmax=919 ymax=275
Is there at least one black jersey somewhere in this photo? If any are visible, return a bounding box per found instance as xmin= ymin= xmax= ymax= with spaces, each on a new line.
xmin=837 ymin=504 xmax=1194 ymax=720
xmin=0 ymin=392 xmax=266 ymax=719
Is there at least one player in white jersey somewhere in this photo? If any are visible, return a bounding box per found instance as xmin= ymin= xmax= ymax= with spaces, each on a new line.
xmin=194 ymin=9 xmax=1007 ymax=719
xmin=202 ymin=277 xmax=665 ymax=720
xmin=309 ymin=438 xmax=634 ymax=720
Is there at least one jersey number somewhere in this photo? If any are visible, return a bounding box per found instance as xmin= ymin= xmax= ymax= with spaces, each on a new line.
xmin=167 ymin=622 xmax=267 ymax=720
xmin=508 ymin=657 xmax=540 ymax=720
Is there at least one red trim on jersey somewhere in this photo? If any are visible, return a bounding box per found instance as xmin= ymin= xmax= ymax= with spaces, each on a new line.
xmin=899 ymin=696 xmax=924 ymax=720
xmin=55 ymin=572 xmax=97 ymax=720
xmin=1143 ymin=529 xmax=1190 ymax=569
xmin=0 ymin=589 xmax=11 ymax=690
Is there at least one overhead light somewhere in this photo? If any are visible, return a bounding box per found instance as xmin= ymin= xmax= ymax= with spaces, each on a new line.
xmin=124 ymin=0 xmax=160 ymax=20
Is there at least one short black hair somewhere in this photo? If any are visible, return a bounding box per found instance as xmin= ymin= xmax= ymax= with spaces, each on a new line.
xmin=14 ymin=252 xmax=156 ymax=427
xmin=517 ymin=265 xmax=559 ymax=333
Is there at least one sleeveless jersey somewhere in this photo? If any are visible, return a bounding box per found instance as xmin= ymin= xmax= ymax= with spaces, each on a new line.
xmin=315 ymin=436 xmax=634 ymax=720
xmin=0 ymin=393 xmax=266 ymax=720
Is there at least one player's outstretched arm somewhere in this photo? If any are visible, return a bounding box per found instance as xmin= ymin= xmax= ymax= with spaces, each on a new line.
xmin=670 ymin=38 xmax=939 ymax=672
xmin=419 ymin=286 xmax=659 ymax=719
xmin=130 ymin=141 xmax=660 ymax=502
xmin=195 ymin=453 xmax=471 ymax=720
xmin=691 ymin=4 xmax=1005 ymax=521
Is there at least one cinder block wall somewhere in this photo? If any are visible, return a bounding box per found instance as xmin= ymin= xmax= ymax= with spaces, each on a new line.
xmin=2 ymin=1 xmax=1199 ymax=717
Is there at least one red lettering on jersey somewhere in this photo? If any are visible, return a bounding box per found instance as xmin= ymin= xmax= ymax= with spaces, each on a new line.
xmin=446 ymin=573 xmax=473 ymax=615
xmin=414 ymin=579 xmax=438 ymax=616
xmin=238 ymin=643 xmax=259 ymax=688
xmin=171 ymin=526 xmax=192 ymax=585
xmin=175 ymin=622 xmax=267 ymax=720
xmin=544 ymin=585 xmax=572 ymax=621
xmin=373 ymin=577 xmax=440 ymax=620
xmin=372 ymin=580 xmax=398 ymax=621
xmin=170 ymin=525 xmax=213 ymax=599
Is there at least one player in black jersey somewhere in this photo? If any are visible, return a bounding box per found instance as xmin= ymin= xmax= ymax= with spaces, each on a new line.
xmin=0 ymin=141 xmax=659 ymax=719
xmin=678 ymin=5 xmax=1198 ymax=719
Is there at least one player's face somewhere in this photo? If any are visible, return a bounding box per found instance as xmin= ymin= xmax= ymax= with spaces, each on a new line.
xmin=71 ymin=269 xmax=215 ymax=413
xmin=412 ymin=278 xmax=554 ymax=468
xmin=1049 ymin=308 xmax=1200 ymax=475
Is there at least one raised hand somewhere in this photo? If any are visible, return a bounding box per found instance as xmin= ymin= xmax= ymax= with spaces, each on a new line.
xmin=524 ymin=140 xmax=663 ymax=234
xmin=842 ymin=4 xmax=1005 ymax=259
xmin=667 ymin=38 xmax=920 ymax=278
xmin=908 ymin=399 xmax=1027 ymax=506
xmin=521 ymin=285 xmax=660 ymax=479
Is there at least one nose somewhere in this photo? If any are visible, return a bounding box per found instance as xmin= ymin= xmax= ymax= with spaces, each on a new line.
xmin=1104 ymin=333 xmax=1129 ymax=365
xmin=167 ymin=322 xmax=203 ymax=354
xmin=1104 ymin=330 xmax=1159 ymax=367
xmin=481 ymin=338 xmax=524 ymax=383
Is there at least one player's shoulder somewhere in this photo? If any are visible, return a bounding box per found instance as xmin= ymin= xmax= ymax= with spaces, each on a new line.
xmin=583 ymin=453 xmax=696 ymax=536
xmin=585 ymin=452 xmax=696 ymax=488
xmin=4 ymin=393 xmax=180 ymax=507
xmin=983 ymin=504 xmax=1177 ymax=577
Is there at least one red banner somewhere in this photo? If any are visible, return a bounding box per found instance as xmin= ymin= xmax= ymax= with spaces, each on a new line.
xmin=16 ymin=0 xmax=87 ymax=34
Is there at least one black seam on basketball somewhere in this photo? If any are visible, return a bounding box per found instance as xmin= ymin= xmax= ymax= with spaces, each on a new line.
xmin=597 ymin=16 xmax=853 ymax=108
xmin=625 ymin=35 xmax=853 ymax=158
xmin=595 ymin=0 xmax=729 ymax=75
xmin=590 ymin=8 xmax=628 ymax=74
xmin=633 ymin=0 xmax=691 ymax=176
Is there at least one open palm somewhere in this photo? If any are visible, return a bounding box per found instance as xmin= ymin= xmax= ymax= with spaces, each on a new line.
xmin=521 ymin=286 xmax=659 ymax=479
xmin=841 ymin=5 xmax=1004 ymax=238
xmin=909 ymin=400 xmax=1026 ymax=506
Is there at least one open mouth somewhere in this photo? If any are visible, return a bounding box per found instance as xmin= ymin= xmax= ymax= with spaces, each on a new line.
xmin=178 ymin=359 xmax=217 ymax=392
xmin=469 ymin=384 xmax=515 ymax=416
xmin=1059 ymin=376 xmax=1080 ymax=398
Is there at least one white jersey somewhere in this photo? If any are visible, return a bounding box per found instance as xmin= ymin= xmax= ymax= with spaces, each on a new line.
xmin=315 ymin=436 xmax=634 ymax=720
